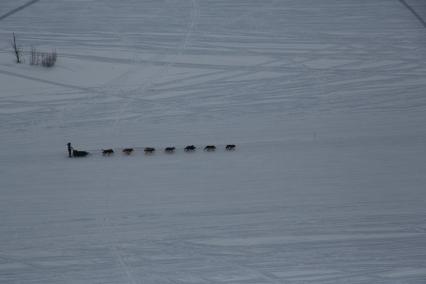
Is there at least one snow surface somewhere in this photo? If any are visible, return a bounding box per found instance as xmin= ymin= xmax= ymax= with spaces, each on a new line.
xmin=1 ymin=0 xmax=426 ymax=283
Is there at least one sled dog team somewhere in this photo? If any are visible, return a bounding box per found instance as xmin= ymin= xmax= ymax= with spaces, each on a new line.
xmin=67 ymin=143 xmax=236 ymax=158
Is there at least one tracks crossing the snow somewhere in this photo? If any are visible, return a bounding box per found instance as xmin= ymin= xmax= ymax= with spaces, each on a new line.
xmin=398 ymin=0 xmax=426 ymax=29
xmin=110 ymin=0 xmax=200 ymax=130
xmin=0 ymin=0 xmax=42 ymax=21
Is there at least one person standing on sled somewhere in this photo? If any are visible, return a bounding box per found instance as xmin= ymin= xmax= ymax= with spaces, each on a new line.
xmin=67 ymin=142 xmax=73 ymax=158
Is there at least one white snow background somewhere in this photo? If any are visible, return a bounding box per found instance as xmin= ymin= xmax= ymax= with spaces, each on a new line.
xmin=1 ymin=0 xmax=426 ymax=283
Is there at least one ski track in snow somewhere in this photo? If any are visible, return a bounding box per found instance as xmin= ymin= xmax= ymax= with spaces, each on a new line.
xmin=1 ymin=0 xmax=426 ymax=283
xmin=97 ymin=215 xmax=137 ymax=284
xmin=398 ymin=0 xmax=426 ymax=28
xmin=110 ymin=0 xmax=199 ymax=130
xmin=0 ymin=0 xmax=41 ymax=21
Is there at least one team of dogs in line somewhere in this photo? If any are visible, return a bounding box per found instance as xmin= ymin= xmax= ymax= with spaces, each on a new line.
xmin=68 ymin=143 xmax=236 ymax=158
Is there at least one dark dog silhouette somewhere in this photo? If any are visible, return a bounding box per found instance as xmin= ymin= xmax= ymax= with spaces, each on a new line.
xmin=204 ymin=145 xmax=216 ymax=151
xmin=72 ymin=149 xmax=89 ymax=157
xmin=122 ymin=148 xmax=134 ymax=155
xmin=102 ymin=149 xmax=114 ymax=156
xmin=184 ymin=145 xmax=196 ymax=152
xmin=164 ymin=147 xmax=175 ymax=153
xmin=144 ymin=147 xmax=155 ymax=154
xmin=225 ymin=144 xmax=236 ymax=150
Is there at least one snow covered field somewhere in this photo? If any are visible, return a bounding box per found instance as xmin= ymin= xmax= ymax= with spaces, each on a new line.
xmin=1 ymin=0 xmax=426 ymax=283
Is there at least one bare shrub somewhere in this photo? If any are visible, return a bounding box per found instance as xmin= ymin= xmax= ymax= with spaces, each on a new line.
xmin=11 ymin=33 xmax=23 ymax=63
xmin=30 ymin=47 xmax=57 ymax=67
xmin=30 ymin=47 xmax=37 ymax=65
